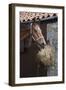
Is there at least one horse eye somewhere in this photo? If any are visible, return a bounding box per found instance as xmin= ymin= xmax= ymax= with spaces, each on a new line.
xmin=34 ymin=29 xmax=37 ymax=32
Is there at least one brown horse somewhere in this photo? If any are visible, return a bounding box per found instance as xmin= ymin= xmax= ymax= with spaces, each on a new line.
xmin=32 ymin=22 xmax=46 ymax=48
xmin=32 ymin=22 xmax=55 ymax=66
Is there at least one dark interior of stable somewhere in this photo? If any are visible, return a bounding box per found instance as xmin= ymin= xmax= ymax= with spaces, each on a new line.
xmin=20 ymin=15 xmax=58 ymax=78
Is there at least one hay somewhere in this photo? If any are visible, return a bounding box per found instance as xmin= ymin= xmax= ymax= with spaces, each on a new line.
xmin=37 ymin=45 xmax=55 ymax=66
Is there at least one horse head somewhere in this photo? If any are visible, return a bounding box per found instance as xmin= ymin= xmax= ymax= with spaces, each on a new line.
xmin=32 ymin=22 xmax=46 ymax=49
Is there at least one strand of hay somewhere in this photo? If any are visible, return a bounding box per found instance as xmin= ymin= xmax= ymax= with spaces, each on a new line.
xmin=37 ymin=45 xmax=55 ymax=66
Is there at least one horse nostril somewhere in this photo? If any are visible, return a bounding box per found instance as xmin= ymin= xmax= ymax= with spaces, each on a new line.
xmin=42 ymin=43 xmax=44 ymax=46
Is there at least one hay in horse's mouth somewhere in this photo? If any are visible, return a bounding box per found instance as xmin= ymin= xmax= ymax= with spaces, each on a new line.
xmin=36 ymin=45 xmax=55 ymax=66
